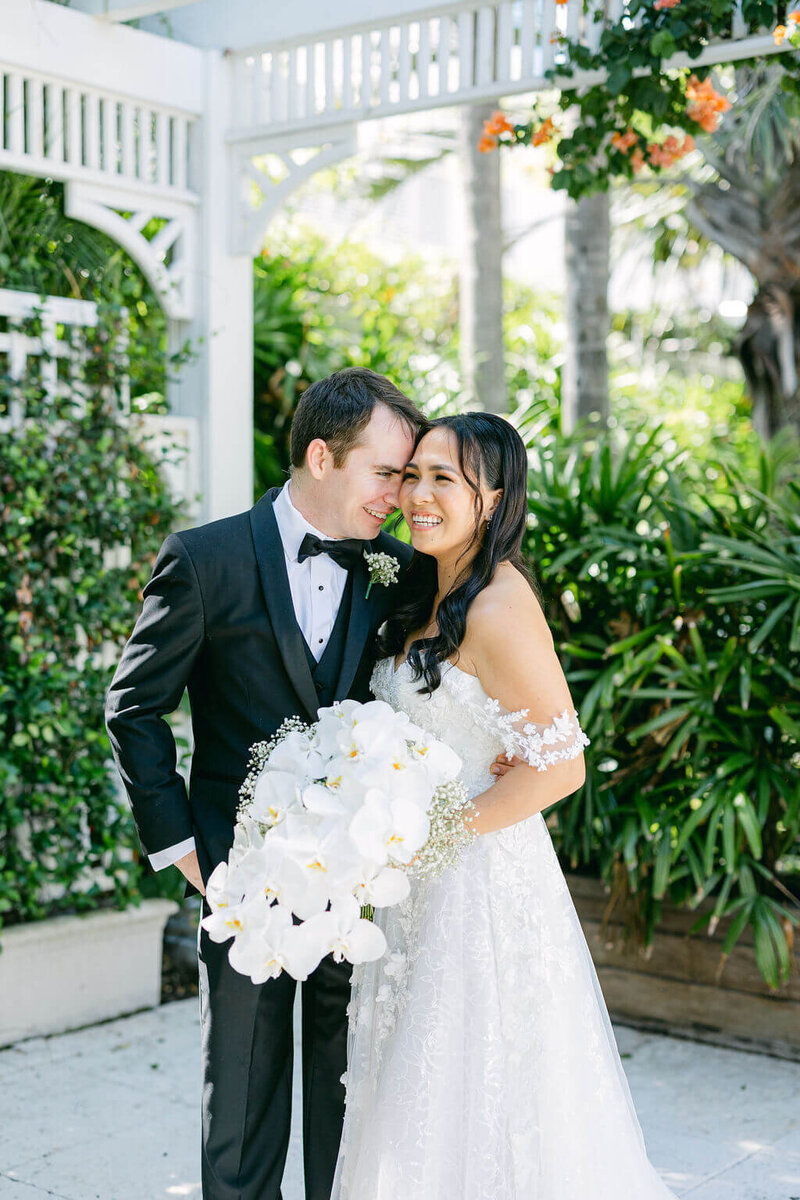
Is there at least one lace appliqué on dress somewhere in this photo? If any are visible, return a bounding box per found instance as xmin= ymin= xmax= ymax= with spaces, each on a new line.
xmin=372 ymin=655 xmax=591 ymax=776
xmin=479 ymin=697 xmax=590 ymax=770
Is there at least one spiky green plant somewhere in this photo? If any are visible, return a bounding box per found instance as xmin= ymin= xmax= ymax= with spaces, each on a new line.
xmin=526 ymin=421 xmax=800 ymax=988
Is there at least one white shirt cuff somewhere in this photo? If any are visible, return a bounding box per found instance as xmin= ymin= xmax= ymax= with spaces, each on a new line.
xmin=149 ymin=836 xmax=196 ymax=871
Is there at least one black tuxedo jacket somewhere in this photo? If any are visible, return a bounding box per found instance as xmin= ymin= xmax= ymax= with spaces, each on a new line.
xmin=105 ymin=487 xmax=413 ymax=889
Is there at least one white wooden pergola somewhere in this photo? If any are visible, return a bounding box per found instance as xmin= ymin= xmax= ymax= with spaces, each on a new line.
xmin=3 ymin=0 xmax=785 ymax=521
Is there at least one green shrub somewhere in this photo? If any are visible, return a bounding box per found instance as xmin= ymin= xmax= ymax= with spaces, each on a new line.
xmin=524 ymin=421 xmax=800 ymax=987
xmin=0 ymin=300 xmax=182 ymax=929
xmin=253 ymin=220 xmax=462 ymax=495
xmin=0 ymin=170 xmax=193 ymax=408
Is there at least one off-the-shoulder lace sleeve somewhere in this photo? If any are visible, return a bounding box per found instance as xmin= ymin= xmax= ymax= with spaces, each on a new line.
xmin=482 ymin=696 xmax=590 ymax=771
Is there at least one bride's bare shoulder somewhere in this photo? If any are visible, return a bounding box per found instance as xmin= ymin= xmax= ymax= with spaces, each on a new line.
xmin=469 ymin=562 xmax=547 ymax=627
xmin=459 ymin=563 xmax=552 ymax=674
xmin=463 ymin=564 xmax=574 ymax=717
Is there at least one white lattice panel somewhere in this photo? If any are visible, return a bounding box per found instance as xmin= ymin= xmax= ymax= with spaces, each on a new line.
xmin=0 ymin=289 xmax=124 ymax=428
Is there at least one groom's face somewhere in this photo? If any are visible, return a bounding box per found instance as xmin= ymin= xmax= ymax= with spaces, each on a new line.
xmin=317 ymin=403 xmax=416 ymax=540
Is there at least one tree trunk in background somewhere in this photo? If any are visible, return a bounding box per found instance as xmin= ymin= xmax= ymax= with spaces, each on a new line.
xmin=737 ymin=284 xmax=800 ymax=439
xmin=563 ymin=191 xmax=610 ymax=430
xmin=683 ymin=65 xmax=800 ymax=437
xmin=686 ymin=155 xmax=800 ymax=440
xmin=458 ymin=101 xmax=506 ymax=414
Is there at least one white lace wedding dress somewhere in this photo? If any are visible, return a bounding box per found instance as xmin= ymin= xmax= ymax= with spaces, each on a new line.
xmin=331 ymin=656 xmax=678 ymax=1200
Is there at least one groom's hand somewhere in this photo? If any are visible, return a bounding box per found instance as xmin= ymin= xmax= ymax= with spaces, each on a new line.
xmin=490 ymin=753 xmax=520 ymax=778
xmin=175 ymin=848 xmax=206 ymax=896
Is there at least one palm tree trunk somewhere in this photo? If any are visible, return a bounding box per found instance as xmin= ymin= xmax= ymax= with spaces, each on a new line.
xmin=682 ymin=65 xmax=800 ymax=438
xmin=737 ymin=284 xmax=800 ymax=439
xmin=562 ymin=191 xmax=610 ymax=430
xmin=458 ymin=101 xmax=506 ymax=414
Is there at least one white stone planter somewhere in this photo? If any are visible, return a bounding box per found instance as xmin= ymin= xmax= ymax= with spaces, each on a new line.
xmin=0 ymin=899 xmax=179 ymax=1048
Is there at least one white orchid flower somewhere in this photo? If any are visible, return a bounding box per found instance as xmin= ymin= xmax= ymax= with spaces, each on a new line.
xmin=251 ymin=769 xmax=301 ymax=827
xmin=317 ymin=700 xmax=408 ymax=762
xmin=350 ymin=712 xmax=409 ymax=762
xmin=301 ymin=781 xmax=354 ymax=818
xmin=268 ymin=818 xmax=364 ymax=919
xmin=228 ymin=905 xmax=321 ymax=983
xmin=314 ymin=702 xmax=359 ymax=758
xmin=267 ymin=729 xmax=324 ymax=779
xmin=298 ymin=896 xmax=387 ymax=965
xmin=204 ymin=860 xmax=245 ymax=911
xmin=407 ymin=736 xmax=462 ymax=784
xmin=351 ymin=757 xmax=433 ymax=807
xmin=317 ymin=699 xmax=361 ymax=723
xmin=201 ymin=888 xmax=271 ymax=944
xmin=322 ymin=754 xmax=373 ymax=795
xmin=230 ymin=811 xmax=265 ymax=855
xmin=349 ymin=792 xmax=430 ymax=866
xmin=355 ymin=865 xmax=411 ymax=907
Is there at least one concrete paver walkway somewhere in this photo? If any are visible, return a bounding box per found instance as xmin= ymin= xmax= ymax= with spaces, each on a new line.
xmin=1 ymin=999 xmax=799 ymax=1199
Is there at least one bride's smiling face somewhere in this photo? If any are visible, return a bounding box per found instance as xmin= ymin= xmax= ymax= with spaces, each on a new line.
xmin=399 ymin=427 xmax=500 ymax=562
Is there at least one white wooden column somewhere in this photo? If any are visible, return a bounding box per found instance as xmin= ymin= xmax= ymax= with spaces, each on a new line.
xmin=167 ymin=50 xmax=254 ymax=524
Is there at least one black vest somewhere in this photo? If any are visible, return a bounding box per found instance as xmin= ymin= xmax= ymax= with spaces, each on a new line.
xmin=300 ymin=572 xmax=354 ymax=709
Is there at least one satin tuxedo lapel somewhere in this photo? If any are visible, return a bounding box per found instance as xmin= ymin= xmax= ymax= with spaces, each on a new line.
xmin=334 ymin=529 xmax=408 ymax=701
xmin=333 ymin=552 xmax=373 ymax=703
xmin=249 ymin=488 xmax=321 ymax=722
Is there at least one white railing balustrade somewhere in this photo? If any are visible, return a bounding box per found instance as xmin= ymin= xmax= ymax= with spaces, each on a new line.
xmin=0 ymin=68 xmax=198 ymax=198
xmin=227 ymin=0 xmax=779 ymax=140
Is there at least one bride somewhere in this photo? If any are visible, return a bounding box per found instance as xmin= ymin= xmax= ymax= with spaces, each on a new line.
xmin=331 ymin=412 xmax=678 ymax=1200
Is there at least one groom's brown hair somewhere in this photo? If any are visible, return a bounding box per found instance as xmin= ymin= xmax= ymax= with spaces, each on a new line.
xmin=290 ymin=368 xmax=424 ymax=469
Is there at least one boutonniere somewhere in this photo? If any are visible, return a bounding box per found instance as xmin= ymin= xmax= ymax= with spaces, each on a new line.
xmin=363 ymin=550 xmax=400 ymax=599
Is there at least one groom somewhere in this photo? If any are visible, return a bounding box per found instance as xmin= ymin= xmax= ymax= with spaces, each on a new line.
xmin=105 ymin=368 xmax=423 ymax=1199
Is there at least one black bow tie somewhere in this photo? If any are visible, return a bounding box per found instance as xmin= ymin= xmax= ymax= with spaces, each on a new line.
xmin=297 ymin=532 xmax=366 ymax=571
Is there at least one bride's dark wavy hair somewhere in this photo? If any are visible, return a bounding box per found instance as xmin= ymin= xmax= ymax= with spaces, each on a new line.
xmin=377 ymin=412 xmax=542 ymax=695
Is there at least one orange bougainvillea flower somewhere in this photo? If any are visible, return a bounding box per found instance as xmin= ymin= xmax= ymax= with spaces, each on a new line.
xmin=630 ymin=147 xmax=645 ymax=173
xmin=774 ymin=24 xmax=788 ymax=43
xmin=611 ymin=127 xmax=638 ymax=152
xmin=654 ymin=0 xmax=681 ymax=10
xmin=484 ymin=110 xmax=515 ymax=137
xmin=643 ymin=130 xmax=695 ymax=169
xmin=685 ymin=74 xmax=731 ymax=133
xmin=531 ymin=116 xmax=556 ymax=147
xmin=480 ymin=110 xmax=519 ymax=152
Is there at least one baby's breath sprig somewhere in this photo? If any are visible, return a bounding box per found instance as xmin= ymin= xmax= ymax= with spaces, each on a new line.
xmin=237 ymin=715 xmax=312 ymax=819
xmin=364 ymin=550 xmax=400 ymax=599
xmin=411 ymin=780 xmax=478 ymax=878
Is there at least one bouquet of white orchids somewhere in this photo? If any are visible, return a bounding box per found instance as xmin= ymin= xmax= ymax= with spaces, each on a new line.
xmin=201 ymin=699 xmax=475 ymax=983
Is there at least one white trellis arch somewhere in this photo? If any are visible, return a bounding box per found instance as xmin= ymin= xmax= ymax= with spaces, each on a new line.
xmin=3 ymin=0 xmax=790 ymax=521
xmin=0 ymin=286 xmax=199 ymax=515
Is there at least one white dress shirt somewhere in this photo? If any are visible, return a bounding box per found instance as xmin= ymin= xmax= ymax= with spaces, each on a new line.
xmin=148 ymin=483 xmax=350 ymax=871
